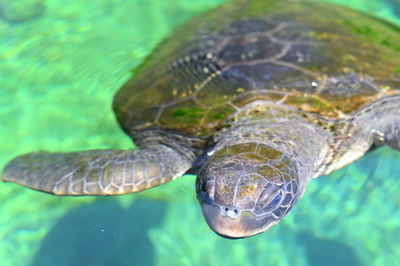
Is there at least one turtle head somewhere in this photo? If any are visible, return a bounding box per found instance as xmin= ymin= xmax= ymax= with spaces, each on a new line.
xmin=196 ymin=143 xmax=303 ymax=239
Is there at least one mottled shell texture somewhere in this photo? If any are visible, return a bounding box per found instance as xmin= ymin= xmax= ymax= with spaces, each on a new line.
xmin=113 ymin=0 xmax=400 ymax=137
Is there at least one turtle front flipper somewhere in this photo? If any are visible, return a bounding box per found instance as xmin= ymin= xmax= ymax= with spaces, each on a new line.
xmin=377 ymin=120 xmax=400 ymax=151
xmin=372 ymin=96 xmax=400 ymax=151
xmin=2 ymin=145 xmax=193 ymax=195
xmin=356 ymin=95 xmax=400 ymax=151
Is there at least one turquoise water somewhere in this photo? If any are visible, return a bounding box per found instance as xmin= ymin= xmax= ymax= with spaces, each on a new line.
xmin=0 ymin=0 xmax=399 ymax=265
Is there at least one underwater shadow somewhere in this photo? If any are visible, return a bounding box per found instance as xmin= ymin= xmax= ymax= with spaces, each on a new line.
xmin=386 ymin=0 xmax=400 ymax=17
xmin=0 ymin=0 xmax=45 ymax=23
xmin=298 ymin=230 xmax=364 ymax=266
xmin=31 ymin=197 xmax=166 ymax=266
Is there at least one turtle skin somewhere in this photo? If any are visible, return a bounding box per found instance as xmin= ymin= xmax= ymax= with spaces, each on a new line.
xmin=2 ymin=0 xmax=400 ymax=238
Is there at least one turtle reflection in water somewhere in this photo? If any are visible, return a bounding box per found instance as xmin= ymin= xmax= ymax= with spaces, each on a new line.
xmin=2 ymin=0 xmax=400 ymax=238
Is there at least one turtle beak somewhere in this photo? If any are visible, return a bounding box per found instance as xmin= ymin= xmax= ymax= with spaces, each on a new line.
xmin=200 ymin=202 xmax=273 ymax=239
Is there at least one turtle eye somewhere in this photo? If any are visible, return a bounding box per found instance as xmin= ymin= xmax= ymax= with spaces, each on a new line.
xmin=198 ymin=178 xmax=206 ymax=192
xmin=265 ymin=191 xmax=283 ymax=212
xmin=196 ymin=169 xmax=215 ymax=204
xmin=196 ymin=176 xmax=207 ymax=194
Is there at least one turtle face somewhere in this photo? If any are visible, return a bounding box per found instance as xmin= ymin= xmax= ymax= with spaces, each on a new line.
xmin=196 ymin=144 xmax=301 ymax=238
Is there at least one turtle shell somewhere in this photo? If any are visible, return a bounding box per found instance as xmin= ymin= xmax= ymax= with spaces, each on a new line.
xmin=113 ymin=0 xmax=400 ymax=137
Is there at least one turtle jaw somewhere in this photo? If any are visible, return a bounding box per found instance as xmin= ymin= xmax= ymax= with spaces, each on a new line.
xmin=200 ymin=202 xmax=276 ymax=239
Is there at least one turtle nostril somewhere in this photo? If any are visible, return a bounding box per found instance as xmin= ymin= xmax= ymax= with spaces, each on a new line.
xmin=221 ymin=206 xmax=241 ymax=218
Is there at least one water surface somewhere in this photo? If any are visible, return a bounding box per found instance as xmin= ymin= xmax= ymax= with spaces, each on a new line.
xmin=0 ymin=0 xmax=399 ymax=265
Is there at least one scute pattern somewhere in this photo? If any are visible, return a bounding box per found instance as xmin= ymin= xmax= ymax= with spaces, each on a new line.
xmin=2 ymin=145 xmax=192 ymax=195
xmin=113 ymin=0 xmax=400 ymax=137
xmin=199 ymin=142 xmax=300 ymax=217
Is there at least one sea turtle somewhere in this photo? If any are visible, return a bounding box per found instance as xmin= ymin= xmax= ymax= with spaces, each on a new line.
xmin=2 ymin=0 xmax=400 ymax=239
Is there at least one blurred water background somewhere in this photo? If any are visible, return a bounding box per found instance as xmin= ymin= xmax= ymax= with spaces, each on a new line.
xmin=0 ymin=0 xmax=399 ymax=265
